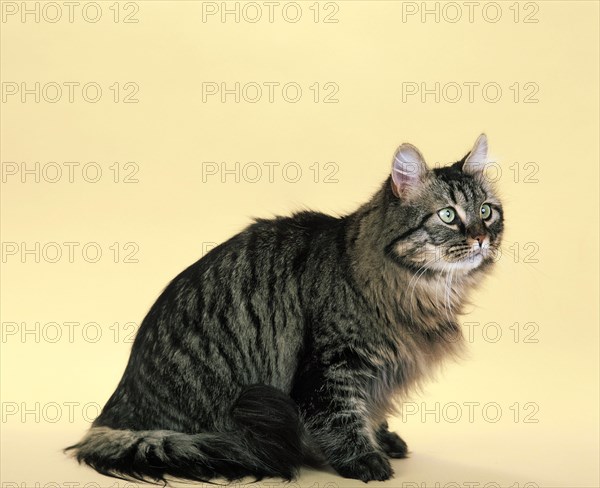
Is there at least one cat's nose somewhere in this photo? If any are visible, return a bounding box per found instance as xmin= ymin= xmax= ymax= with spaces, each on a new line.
xmin=468 ymin=235 xmax=486 ymax=247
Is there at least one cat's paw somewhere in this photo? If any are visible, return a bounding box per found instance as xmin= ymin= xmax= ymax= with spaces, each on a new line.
xmin=334 ymin=451 xmax=393 ymax=482
xmin=378 ymin=430 xmax=409 ymax=459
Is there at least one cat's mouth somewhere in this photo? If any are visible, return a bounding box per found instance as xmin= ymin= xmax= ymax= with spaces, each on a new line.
xmin=421 ymin=243 xmax=494 ymax=273
xmin=397 ymin=242 xmax=497 ymax=274
xmin=444 ymin=244 xmax=495 ymax=271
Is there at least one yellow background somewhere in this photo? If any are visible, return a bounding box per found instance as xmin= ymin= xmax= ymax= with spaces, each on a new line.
xmin=1 ymin=1 xmax=598 ymax=486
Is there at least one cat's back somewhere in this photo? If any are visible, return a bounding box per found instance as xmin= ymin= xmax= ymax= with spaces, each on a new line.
xmin=198 ymin=210 xmax=344 ymax=282
xmin=136 ymin=210 xmax=343 ymax=335
xmin=114 ymin=211 xmax=344 ymax=420
xmin=143 ymin=210 xmax=341 ymax=302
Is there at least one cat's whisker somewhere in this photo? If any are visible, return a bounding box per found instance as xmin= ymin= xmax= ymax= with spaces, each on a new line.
xmin=496 ymin=243 xmax=547 ymax=278
xmin=407 ymin=264 xmax=430 ymax=321
xmin=443 ymin=262 xmax=455 ymax=327
xmin=444 ymin=264 xmax=455 ymax=327
xmin=406 ymin=255 xmax=439 ymax=321
xmin=434 ymin=263 xmax=446 ymax=325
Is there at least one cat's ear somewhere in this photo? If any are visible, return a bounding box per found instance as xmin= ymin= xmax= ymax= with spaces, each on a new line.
xmin=462 ymin=133 xmax=489 ymax=175
xmin=391 ymin=143 xmax=428 ymax=197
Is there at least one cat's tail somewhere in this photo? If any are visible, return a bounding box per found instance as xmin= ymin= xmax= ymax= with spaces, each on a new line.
xmin=65 ymin=385 xmax=315 ymax=483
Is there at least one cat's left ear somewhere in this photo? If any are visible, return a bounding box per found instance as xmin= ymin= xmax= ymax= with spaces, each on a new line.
xmin=462 ymin=133 xmax=489 ymax=175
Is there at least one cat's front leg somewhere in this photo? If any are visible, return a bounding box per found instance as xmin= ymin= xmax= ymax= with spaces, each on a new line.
xmin=295 ymin=368 xmax=393 ymax=482
xmin=376 ymin=421 xmax=409 ymax=458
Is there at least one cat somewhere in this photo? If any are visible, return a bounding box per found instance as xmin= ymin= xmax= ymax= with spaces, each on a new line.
xmin=66 ymin=134 xmax=504 ymax=483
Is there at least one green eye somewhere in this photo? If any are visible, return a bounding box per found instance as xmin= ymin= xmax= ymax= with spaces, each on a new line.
xmin=481 ymin=203 xmax=492 ymax=220
xmin=438 ymin=207 xmax=456 ymax=224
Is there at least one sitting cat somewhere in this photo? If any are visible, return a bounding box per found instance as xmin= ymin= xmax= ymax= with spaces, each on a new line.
xmin=67 ymin=134 xmax=503 ymax=483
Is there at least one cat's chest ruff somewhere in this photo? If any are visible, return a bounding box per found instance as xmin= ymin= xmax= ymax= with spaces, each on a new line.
xmin=364 ymin=320 xmax=464 ymax=419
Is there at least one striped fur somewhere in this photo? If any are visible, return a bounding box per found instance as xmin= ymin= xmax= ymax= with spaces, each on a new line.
xmin=66 ymin=135 xmax=503 ymax=483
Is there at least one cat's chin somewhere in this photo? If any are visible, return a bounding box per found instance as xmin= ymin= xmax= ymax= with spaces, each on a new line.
xmin=448 ymin=253 xmax=484 ymax=272
xmin=427 ymin=252 xmax=486 ymax=274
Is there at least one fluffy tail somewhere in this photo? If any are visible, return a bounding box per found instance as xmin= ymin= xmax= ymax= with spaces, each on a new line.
xmin=65 ymin=385 xmax=311 ymax=483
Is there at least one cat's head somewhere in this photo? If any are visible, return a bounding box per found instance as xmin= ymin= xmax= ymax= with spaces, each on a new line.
xmin=385 ymin=134 xmax=504 ymax=275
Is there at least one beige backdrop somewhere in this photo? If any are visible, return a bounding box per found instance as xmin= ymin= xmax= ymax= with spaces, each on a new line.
xmin=1 ymin=1 xmax=598 ymax=487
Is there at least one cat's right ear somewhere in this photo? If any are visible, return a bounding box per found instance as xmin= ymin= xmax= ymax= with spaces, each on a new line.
xmin=391 ymin=143 xmax=427 ymax=198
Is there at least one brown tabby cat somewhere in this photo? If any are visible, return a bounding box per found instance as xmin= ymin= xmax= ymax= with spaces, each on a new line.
xmin=67 ymin=134 xmax=503 ymax=483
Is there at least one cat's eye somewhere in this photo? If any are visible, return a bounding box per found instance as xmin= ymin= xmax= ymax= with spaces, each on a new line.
xmin=438 ymin=207 xmax=456 ymax=224
xmin=480 ymin=203 xmax=492 ymax=221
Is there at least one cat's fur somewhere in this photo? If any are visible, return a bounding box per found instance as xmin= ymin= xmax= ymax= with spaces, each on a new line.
xmin=66 ymin=135 xmax=504 ymax=483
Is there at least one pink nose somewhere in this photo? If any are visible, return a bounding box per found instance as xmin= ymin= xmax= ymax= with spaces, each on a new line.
xmin=469 ymin=235 xmax=486 ymax=247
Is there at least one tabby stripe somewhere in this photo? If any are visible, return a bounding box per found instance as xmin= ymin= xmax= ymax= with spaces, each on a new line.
xmin=244 ymin=231 xmax=265 ymax=370
xmin=217 ymin=310 xmax=250 ymax=374
xmin=268 ymin=227 xmax=286 ymax=374
xmin=448 ymin=185 xmax=458 ymax=205
xmin=214 ymin=341 xmax=240 ymax=384
xmin=385 ymin=212 xmax=434 ymax=254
